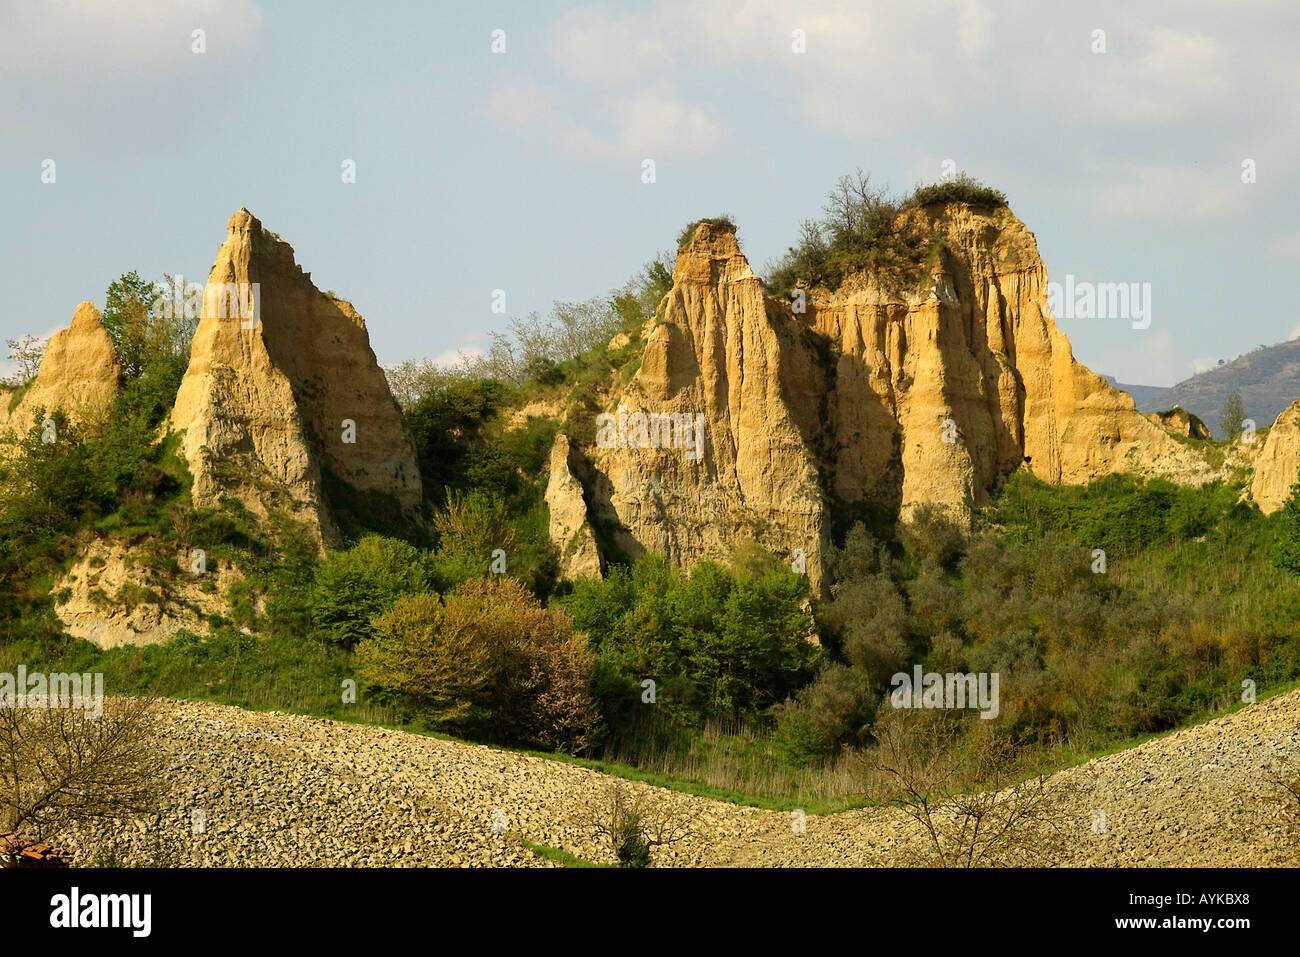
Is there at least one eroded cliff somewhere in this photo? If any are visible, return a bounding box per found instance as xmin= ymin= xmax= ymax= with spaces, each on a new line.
xmin=547 ymin=205 xmax=1225 ymax=588
xmin=1251 ymin=400 xmax=1300 ymax=513
xmin=170 ymin=209 xmax=422 ymax=544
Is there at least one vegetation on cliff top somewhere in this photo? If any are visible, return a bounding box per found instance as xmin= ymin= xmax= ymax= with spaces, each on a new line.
xmin=676 ymin=215 xmax=737 ymax=249
xmin=763 ymin=169 xmax=1008 ymax=298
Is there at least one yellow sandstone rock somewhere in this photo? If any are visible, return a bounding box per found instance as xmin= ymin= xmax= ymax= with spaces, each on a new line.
xmin=1251 ymin=400 xmax=1300 ymax=513
xmin=545 ymin=433 xmax=604 ymax=579
xmin=170 ymin=209 xmax=421 ymax=544
xmin=550 ymin=206 xmax=1225 ymax=589
xmin=3 ymin=302 xmax=120 ymax=438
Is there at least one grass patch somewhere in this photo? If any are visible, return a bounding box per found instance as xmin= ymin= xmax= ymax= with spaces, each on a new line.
xmin=516 ymin=838 xmax=609 ymax=868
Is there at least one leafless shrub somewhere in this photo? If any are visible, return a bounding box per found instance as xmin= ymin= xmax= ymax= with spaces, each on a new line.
xmin=0 ymin=696 xmax=166 ymax=864
xmin=870 ymin=706 xmax=1075 ymax=867
xmin=579 ymin=781 xmax=692 ymax=868
xmin=3 ymin=333 xmax=47 ymax=386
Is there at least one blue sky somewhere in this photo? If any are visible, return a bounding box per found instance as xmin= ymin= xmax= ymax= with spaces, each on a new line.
xmin=3 ymin=0 xmax=1298 ymax=386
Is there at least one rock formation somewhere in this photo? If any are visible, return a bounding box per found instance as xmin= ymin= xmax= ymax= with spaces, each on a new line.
xmin=1 ymin=302 xmax=120 ymax=439
xmin=170 ymin=209 xmax=422 ymax=543
xmin=1145 ymin=407 xmax=1212 ymax=441
xmin=1251 ymin=400 xmax=1300 ymax=513
xmin=545 ymin=433 xmax=603 ymax=579
xmin=806 ymin=205 xmax=1218 ymax=521
xmin=575 ymin=221 xmax=831 ymax=589
xmin=54 ymin=539 xmax=245 ymax=648
xmin=548 ymin=206 xmax=1224 ymax=589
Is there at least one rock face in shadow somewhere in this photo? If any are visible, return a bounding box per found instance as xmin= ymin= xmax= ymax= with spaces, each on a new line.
xmin=2 ymin=302 xmax=121 ymax=438
xmin=547 ymin=206 xmax=1222 ymax=590
xmin=1251 ymin=400 xmax=1300 ymax=513
xmin=170 ymin=208 xmax=421 ymax=544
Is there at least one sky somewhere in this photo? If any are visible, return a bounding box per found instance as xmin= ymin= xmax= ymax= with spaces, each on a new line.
xmin=2 ymin=0 xmax=1298 ymax=387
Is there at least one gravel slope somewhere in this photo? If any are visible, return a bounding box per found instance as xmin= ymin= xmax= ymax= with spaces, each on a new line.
xmin=63 ymin=690 xmax=1300 ymax=867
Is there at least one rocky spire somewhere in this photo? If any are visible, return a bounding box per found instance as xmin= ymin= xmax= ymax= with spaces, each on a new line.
xmin=2 ymin=301 xmax=121 ymax=437
xmin=170 ymin=209 xmax=422 ymax=543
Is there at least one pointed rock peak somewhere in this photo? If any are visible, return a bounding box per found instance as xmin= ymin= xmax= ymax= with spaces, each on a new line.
xmin=68 ymin=300 xmax=107 ymax=332
xmin=673 ymin=219 xmax=753 ymax=285
xmin=171 ymin=211 xmax=422 ymax=545
xmin=229 ymin=207 xmax=259 ymax=231
xmin=5 ymin=301 xmax=121 ymax=434
xmin=43 ymin=301 xmax=117 ymax=372
xmin=213 ymin=208 xmax=300 ymax=277
xmin=1251 ymin=400 xmax=1300 ymax=514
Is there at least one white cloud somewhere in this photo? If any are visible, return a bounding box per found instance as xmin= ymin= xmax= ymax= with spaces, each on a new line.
xmin=1106 ymin=328 xmax=1188 ymax=385
xmin=514 ymin=1 xmax=1299 ymax=149
xmin=956 ymin=0 xmax=995 ymax=57
xmin=614 ymin=91 xmax=725 ymax=155
xmin=0 ymin=0 xmax=265 ymax=147
xmin=548 ymin=7 xmax=674 ymax=84
xmin=487 ymin=78 xmax=724 ymax=158
xmin=431 ymin=346 xmax=485 ymax=369
xmin=1096 ymin=165 xmax=1238 ymax=220
xmin=1068 ymin=27 xmax=1233 ymax=120
xmin=0 ymin=0 xmax=261 ymax=69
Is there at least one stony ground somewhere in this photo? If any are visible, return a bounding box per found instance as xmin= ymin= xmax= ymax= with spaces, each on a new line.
xmin=63 ymin=689 xmax=1300 ymax=868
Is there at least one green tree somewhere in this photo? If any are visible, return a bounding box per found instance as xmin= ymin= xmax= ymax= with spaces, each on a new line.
xmin=431 ymin=489 xmax=517 ymax=586
xmin=357 ymin=578 xmax=598 ymax=749
xmin=404 ymin=377 xmax=506 ymax=502
xmin=310 ymin=536 xmax=437 ymax=647
xmin=102 ymin=271 xmax=195 ymax=385
xmin=357 ymin=592 xmax=493 ymax=731
xmin=1221 ymin=390 xmax=1245 ymax=441
xmin=559 ymin=554 xmax=820 ymax=726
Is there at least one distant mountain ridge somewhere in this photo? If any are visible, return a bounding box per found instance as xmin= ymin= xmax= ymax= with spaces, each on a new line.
xmin=1131 ymin=339 xmax=1300 ymax=439
xmin=1100 ymin=375 xmax=1168 ymax=409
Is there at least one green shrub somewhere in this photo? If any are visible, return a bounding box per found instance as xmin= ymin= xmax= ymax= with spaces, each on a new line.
xmin=903 ymin=172 xmax=1008 ymax=210
xmin=310 ymin=535 xmax=437 ymax=648
xmin=676 ymin=216 xmax=736 ymax=249
xmin=1274 ymin=472 xmax=1300 ymax=574
xmin=558 ymin=554 xmax=821 ymax=729
xmin=764 ymin=170 xmax=1006 ymax=297
xmin=357 ymin=578 xmax=599 ymax=750
xmin=773 ymin=708 xmax=836 ymax=767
